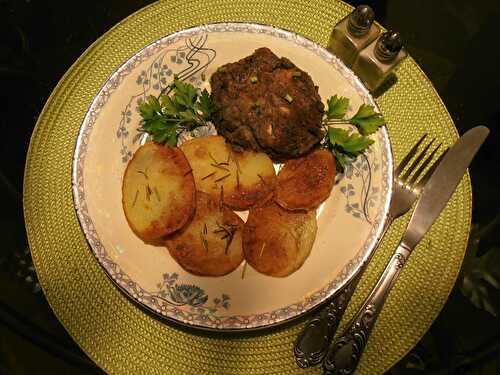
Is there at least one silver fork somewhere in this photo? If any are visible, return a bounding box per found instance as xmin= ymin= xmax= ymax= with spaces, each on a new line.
xmin=294 ymin=134 xmax=448 ymax=368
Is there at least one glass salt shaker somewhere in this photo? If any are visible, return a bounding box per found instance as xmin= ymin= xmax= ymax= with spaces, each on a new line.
xmin=352 ymin=30 xmax=408 ymax=92
xmin=327 ymin=5 xmax=380 ymax=68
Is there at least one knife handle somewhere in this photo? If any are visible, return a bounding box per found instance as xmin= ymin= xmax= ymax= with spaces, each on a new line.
xmin=323 ymin=243 xmax=411 ymax=375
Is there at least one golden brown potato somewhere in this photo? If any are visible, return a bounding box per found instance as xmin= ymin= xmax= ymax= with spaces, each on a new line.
xmin=165 ymin=192 xmax=245 ymax=276
xmin=275 ymin=149 xmax=335 ymax=210
xmin=243 ymin=202 xmax=317 ymax=277
xmin=122 ymin=142 xmax=195 ymax=242
xmin=180 ymin=135 xmax=275 ymax=210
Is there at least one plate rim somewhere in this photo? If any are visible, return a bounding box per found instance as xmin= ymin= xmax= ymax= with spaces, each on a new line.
xmin=71 ymin=21 xmax=393 ymax=332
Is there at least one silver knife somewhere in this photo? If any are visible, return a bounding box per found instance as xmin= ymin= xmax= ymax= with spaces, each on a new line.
xmin=323 ymin=126 xmax=489 ymax=375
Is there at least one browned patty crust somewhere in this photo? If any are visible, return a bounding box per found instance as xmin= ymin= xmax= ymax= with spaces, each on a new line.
xmin=210 ymin=48 xmax=325 ymax=161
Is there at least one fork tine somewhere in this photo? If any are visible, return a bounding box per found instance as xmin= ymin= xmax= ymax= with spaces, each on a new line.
xmin=394 ymin=134 xmax=427 ymax=176
xmin=401 ymin=138 xmax=435 ymax=183
xmin=406 ymin=143 xmax=442 ymax=188
xmin=414 ymin=147 xmax=449 ymax=192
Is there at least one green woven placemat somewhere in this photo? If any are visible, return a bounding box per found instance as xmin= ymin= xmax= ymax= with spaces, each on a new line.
xmin=23 ymin=1 xmax=471 ymax=374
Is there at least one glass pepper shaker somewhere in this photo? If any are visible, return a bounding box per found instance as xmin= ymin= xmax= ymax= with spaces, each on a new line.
xmin=352 ymin=30 xmax=408 ymax=92
xmin=327 ymin=5 xmax=380 ymax=68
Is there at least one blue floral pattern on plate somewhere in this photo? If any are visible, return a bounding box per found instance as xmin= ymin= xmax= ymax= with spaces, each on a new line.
xmin=156 ymin=273 xmax=230 ymax=317
xmin=340 ymin=148 xmax=380 ymax=223
xmin=116 ymin=34 xmax=215 ymax=162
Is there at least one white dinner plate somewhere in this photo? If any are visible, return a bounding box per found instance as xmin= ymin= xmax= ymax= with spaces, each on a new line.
xmin=72 ymin=22 xmax=392 ymax=331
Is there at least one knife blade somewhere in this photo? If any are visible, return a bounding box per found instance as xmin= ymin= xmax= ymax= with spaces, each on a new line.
xmin=402 ymin=125 xmax=489 ymax=250
xmin=323 ymin=126 xmax=489 ymax=375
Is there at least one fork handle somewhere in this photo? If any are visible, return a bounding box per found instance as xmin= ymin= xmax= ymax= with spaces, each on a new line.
xmin=294 ymin=217 xmax=393 ymax=368
xmin=323 ymin=243 xmax=411 ymax=375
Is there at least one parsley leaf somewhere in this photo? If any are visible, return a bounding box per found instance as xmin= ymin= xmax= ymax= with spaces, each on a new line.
xmin=140 ymin=116 xmax=177 ymax=146
xmin=333 ymin=150 xmax=348 ymax=170
xmin=139 ymin=95 xmax=161 ymax=120
xmin=351 ymin=103 xmax=376 ymax=119
xmin=139 ymin=78 xmax=217 ymax=146
xmin=325 ymin=127 xmax=374 ymax=171
xmin=172 ymin=79 xmax=198 ymax=107
xmin=328 ymin=128 xmax=374 ymax=154
xmin=326 ymin=95 xmax=349 ymax=119
xmin=197 ymin=89 xmax=217 ymax=120
xmin=349 ymin=104 xmax=385 ymax=135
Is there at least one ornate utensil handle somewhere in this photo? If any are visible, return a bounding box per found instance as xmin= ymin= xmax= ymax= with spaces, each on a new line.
xmin=294 ymin=273 xmax=361 ymax=368
xmin=323 ymin=243 xmax=411 ymax=375
xmin=294 ymin=218 xmax=393 ymax=368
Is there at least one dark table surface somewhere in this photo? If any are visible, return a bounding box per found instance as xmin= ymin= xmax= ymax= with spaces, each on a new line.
xmin=1 ymin=1 xmax=499 ymax=374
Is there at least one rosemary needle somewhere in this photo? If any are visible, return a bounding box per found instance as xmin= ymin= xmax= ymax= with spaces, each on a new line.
xmin=208 ymin=152 xmax=218 ymax=164
xmin=200 ymin=223 xmax=209 ymax=253
xmin=219 ymin=185 xmax=224 ymax=211
xmin=202 ymin=171 xmax=216 ymax=180
xmin=215 ymin=173 xmax=231 ymax=183
xmin=153 ymin=186 xmax=161 ymax=201
xmin=259 ymin=243 xmax=267 ymax=257
xmin=145 ymin=184 xmax=152 ymax=201
xmin=211 ymin=163 xmax=230 ymax=172
xmin=132 ymin=189 xmax=139 ymax=207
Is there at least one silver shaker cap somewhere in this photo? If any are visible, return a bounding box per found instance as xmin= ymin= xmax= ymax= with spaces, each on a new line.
xmin=347 ymin=5 xmax=375 ymax=37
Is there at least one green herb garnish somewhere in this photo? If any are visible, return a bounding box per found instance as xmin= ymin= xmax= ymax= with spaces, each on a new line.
xmin=213 ymin=222 xmax=239 ymax=254
xmin=214 ymin=173 xmax=231 ymax=183
xmin=324 ymin=96 xmax=385 ymax=136
xmin=201 ymin=171 xmax=216 ymax=180
xmin=200 ymin=223 xmax=209 ymax=253
xmin=326 ymin=94 xmax=349 ymax=119
xmin=350 ymin=104 xmax=386 ymax=135
xmin=138 ymin=78 xmax=217 ymax=146
xmin=326 ymin=127 xmax=374 ymax=170
xmin=322 ymin=95 xmax=385 ymax=171
xmin=250 ymin=75 xmax=258 ymax=84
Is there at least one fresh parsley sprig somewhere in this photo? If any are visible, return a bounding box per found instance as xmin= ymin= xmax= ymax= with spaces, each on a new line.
xmin=323 ymin=95 xmax=385 ymax=170
xmin=139 ymin=78 xmax=217 ymax=146
xmin=349 ymin=104 xmax=386 ymax=135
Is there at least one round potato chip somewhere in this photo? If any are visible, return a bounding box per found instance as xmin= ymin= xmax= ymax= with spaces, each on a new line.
xmin=275 ymin=149 xmax=335 ymax=210
xmin=243 ymin=202 xmax=317 ymax=277
xmin=180 ymin=135 xmax=275 ymax=210
xmin=165 ymin=192 xmax=245 ymax=276
xmin=122 ymin=142 xmax=195 ymax=242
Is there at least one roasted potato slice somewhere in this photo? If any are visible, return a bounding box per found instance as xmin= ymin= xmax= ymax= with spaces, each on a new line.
xmin=180 ymin=135 xmax=275 ymax=210
xmin=243 ymin=202 xmax=317 ymax=277
xmin=122 ymin=142 xmax=195 ymax=242
xmin=275 ymin=149 xmax=335 ymax=210
xmin=165 ymin=192 xmax=245 ymax=276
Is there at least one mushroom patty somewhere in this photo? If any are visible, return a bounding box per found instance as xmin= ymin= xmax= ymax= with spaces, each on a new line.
xmin=210 ymin=48 xmax=325 ymax=161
